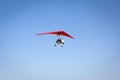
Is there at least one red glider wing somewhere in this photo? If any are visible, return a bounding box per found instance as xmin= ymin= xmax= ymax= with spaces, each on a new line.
xmin=36 ymin=30 xmax=74 ymax=39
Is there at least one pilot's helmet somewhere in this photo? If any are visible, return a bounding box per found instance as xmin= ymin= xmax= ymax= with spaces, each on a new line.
xmin=61 ymin=39 xmax=64 ymax=43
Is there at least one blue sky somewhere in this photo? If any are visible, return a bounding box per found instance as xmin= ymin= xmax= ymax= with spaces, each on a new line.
xmin=0 ymin=0 xmax=120 ymax=80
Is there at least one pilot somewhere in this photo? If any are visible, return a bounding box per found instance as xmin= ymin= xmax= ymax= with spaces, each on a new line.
xmin=54 ymin=38 xmax=64 ymax=47
xmin=56 ymin=38 xmax=64 ymax=44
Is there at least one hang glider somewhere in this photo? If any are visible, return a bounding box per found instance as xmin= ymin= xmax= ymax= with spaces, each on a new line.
xmin=36 ymin=30 xmax=74 ymax=47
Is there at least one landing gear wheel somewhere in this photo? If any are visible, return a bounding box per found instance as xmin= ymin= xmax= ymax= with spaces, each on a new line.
xmin=61 ymin=45 xmax=63 ymax=47
xmin=54 ymin=44 xmax=57 ymax=47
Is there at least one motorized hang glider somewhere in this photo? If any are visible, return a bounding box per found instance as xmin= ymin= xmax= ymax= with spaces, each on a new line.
xmin=36 ymin=30 xmax=74 ymax=47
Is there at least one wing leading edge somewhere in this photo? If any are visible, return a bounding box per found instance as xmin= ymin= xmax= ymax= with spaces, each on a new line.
xmin=36 ymin=30 xmax=74 ymax=39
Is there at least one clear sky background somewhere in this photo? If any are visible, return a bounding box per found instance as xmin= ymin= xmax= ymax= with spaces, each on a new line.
xmin=0 ymin=0 xmax=120 ymax=80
